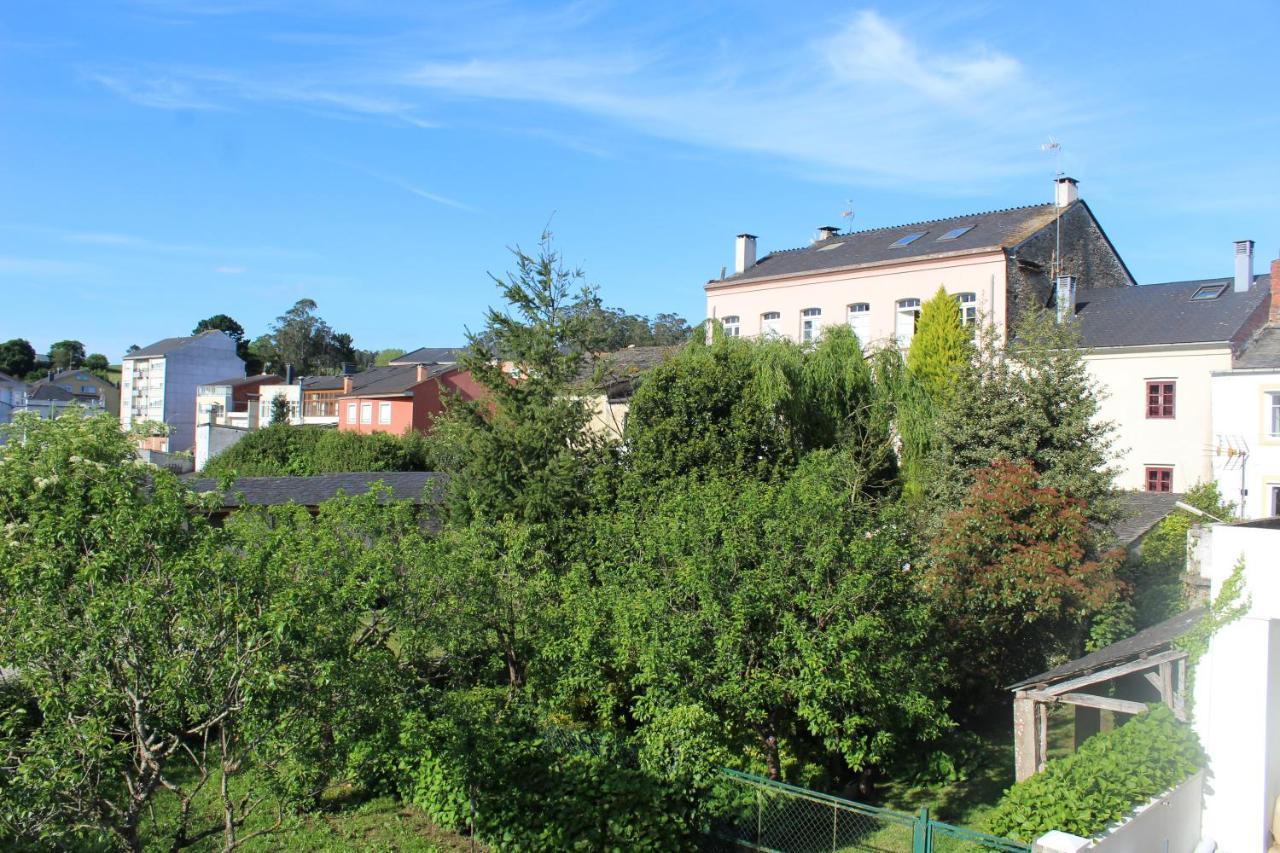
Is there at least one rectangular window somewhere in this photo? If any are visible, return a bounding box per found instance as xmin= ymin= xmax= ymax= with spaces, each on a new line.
xmin=1269 ymin=392 xmax=1280 ymax=438
xmin=761 ymin=311 xmax=781 ymax=338
xmin=1146 ymin=380 xmax=1175 ymax=418
xmin=360 ymin=402 xmax=372 ymax=424
xmin=378 ymin=402 xmax=392 ymax=425
xmin=955 ymin=293 xmax=978 ymax=326
xmin=1271 ymin=485 xmax=1280 ymax=517
xmin=800 ymin=307 xmax=822 ymax=343
xmin=847 ymin=303 xmax=871 ymax=344
xmin=895 ymin=299 xmax=921 ymax=348
xmin=346 ymin=402 xmax=357 ymax=424
xmin=722 ymin=315 xmax=740 ymax=337
xmin=1145 ymin=466 xmax=1174 ymax=492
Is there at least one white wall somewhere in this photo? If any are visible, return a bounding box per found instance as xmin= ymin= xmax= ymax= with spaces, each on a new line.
xmin=1193 ymin=523 xmax=1280 ymax=852
xmin=705 ymin=252 xmax=1007 ymax=347
xmin=194 ymin=423 xmax=250 ymax=471
xmin=159 ymin=334 xmax=243 ymax=452
xmin=1211 ymin=369 xmax=1280 ymax=518
xmin=1084 ymin=345 xmax=1232 ymax=492
xmin=1034 ymin=771 xmax=1204 ymax=853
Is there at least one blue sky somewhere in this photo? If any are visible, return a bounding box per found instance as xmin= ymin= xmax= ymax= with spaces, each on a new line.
xmin=2 ymin=1 xmax=1277 ymax=360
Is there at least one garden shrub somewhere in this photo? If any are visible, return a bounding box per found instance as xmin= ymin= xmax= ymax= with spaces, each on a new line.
xmin=396 ymin=690 xmax=717 ymax=850
xmin=983 ymin=705 xmax=1203 ymax=841
xmin=202 ymin=424 xmax=435 ymax=477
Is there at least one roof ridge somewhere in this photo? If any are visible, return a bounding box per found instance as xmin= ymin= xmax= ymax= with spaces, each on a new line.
xmin=760 ymin=201 xmax=1055 ymax=258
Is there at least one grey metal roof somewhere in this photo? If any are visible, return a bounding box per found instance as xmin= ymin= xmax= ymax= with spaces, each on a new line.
xmin=124 ymin=330 xmax=229 ymax=359
xmin=189 ymin=472 xmax=445 ymax=508
xmin=1233 ymin=326 xmax=1280 ymax=369
xmin=390 ymin=347 xmax=463 ymax=365
xmin=710 ymin=203 xmax=1062 ymax=286
xmin=1074 ymin=275 xmax=1270 ymax=348
xmin=1106 ymin=491 xmax=1183 ymax=548
xmin=1009 ymin=606 xmax=1205 ymax=691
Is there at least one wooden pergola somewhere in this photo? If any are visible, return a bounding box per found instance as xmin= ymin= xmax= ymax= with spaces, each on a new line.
xmin=1008 ymin=607 xmax=1203 ymax=781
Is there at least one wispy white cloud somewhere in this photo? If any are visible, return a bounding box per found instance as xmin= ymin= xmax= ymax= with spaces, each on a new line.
xmin=338 ymin=162 xmax=477 ymax=212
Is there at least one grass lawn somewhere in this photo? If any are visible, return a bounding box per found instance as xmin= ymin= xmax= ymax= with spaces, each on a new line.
xmin=872 ymin=704 xmax=1076 ymax=829
xmin=139 ymin=766 xmax=479 ymax=852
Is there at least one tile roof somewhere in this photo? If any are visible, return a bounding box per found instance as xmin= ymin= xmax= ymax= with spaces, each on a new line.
xmin=391 ymin=347 xmax=463 ymax=365
xmin=1009 ymin=607 xmax=1204 ymax=690
xmin=709 ymin=203 xmax=1062 ymax=286
xmin=1233 ymin=326 xmax=1280 ymax=369
xmin=189 ymin=471 xmax=445 ymax=508
xmin=1074 ymin=275 xmax=1269 ymax=348
xmin=125 ymin=330 xmax=228 ymax=359
xmin=1106 ymin=491 xmax=1182 ymax=548
xmin=573 ymin=345 xmax=682 ymax=393
xmin=341 ymin=364 xmax=455 ymax=398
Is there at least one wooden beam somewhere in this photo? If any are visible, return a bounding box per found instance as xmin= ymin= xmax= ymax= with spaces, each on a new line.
xmin=1054 ymin=692 xmax=1151 ymax=716
xmin=1158 ymin=661 xmax=1175 ymax=708
xmin=1143 ymin=671 xmax=1162 ymax=691
xmin=1039 ymin=649 xmax=1188 ymax=697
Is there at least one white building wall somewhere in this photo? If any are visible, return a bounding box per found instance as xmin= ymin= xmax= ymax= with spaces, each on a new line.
xmin=1210 ymin=369 xmax=1280 ymax=518
xmin=1084 ymin=345 xmax=1232 ymax=493
xmin=1192 ymin=523 xmax=1280 ymax=853
xmin=705 ymin=253 xmax=1008 ymax=347
xmin=161 ymin=335 xmax=243 ymax=452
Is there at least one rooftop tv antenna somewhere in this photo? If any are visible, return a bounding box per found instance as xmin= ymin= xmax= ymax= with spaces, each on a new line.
xmin=1042 ymin=137 xmax=1064 ymax=278
xmin=841 ymin=200 xmax=855 ymax=234
xmin=1215 ymin=434 xmax=1251 ymax=517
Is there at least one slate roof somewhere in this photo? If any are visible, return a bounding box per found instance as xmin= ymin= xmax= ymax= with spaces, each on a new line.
xmin=302 ymin=375 xmax=347 ymax=391
xmin=27 ymin=383 xmax=76 ymax=401
xmin=125 ymin=330 xmax=229 ymax=359
xmin=1106 ymin=491 xmax=1183 ymax=548
xmin=340 ymin=364 xmax=455 ymax=398
xmin=709 ymin=203 xmax=1063 ymax=286
xmin=1233 ymin=326 xmax=1280 ymax=369
xmin=390 ymin=347 xmax=463 ymax=365
xmin=1074 ymin=275 xmax=1270 ymax=348
xmin=1009 ymin=606 xmax=1205 ymax=691
xmin=0 ymin=370 xmax=24 ymax=386
xmin=189 ymin=472 xmax=445 ymax=508
xmin=573 ymin=345 xmax=681 ymax=395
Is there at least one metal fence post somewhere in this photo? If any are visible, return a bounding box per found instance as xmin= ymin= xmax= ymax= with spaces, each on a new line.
xmin=913 ymin=806 xmax=930 ymax=853
xmin=756 ymin=788 xmax=763 ymax=846
xmin=832 ymin=801 xmax=838 ymax=852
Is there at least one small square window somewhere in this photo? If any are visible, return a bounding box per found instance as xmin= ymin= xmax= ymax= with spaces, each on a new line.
xmin=1145 ymin=466 xmax=1173 ymax=493
xmin=1146 ymin=381 xmax=1175 ymax=418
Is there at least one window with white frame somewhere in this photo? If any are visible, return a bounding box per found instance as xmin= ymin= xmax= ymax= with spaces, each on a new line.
xmin=955 ymin=292 xmax=977 ymax=326
xmin=1269 ymin=392 xmax=1280 ymax=437
xmin=722 ymin=315 xmax=741 ymax=337
xmin=378 ymin=401 xmax=392 ymax=425
xmin=847 ymin=303 xmax=870 ymax=343
xmin=895 ymin=298 xmax=921 ymax=347
xmin=360 ymin=402 xmax=372 ymax=424
xmin=800 ymin=307 xmax=822 ymax=343
xmin=761 ymin=311 xmax=781 ymax=338
xmin=346 ymin=402 xmax=357 ymax=424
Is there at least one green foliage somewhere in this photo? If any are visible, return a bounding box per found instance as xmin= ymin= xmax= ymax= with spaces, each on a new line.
xmin=926 ymin=461 xmax=1124 ymax=695
xmin=932 ymin=311 xmax=1117 ymax=525
xmin=907 ymin=286 xmax=972 ymax=405
xmin=271 ymin=391 xmax=292 ymax=424
xmin=375 ymin=347 xmax=407 ymax=366
xmin=397 ymin=691 xmax=716 ymax=851
xmin=983 ymin=706 xmax=1204 ymax=841
xmin=200 ymin=424 xmax=435 ymax=477
xmin=48 ymin=339 xmax=85 ymax=370
xmin=0 ymin=338 xmax=36 ymax=378
xmin=83 ymin=353 xmax=109 ymax=373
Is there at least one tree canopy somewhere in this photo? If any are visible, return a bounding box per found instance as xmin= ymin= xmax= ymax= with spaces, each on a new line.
xmin=0 ymin=338 xmax=36 ymax=378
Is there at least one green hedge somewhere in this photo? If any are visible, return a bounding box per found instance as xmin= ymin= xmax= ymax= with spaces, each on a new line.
xmin=983 ymin=705 xmax=1203 ymax=841
xmin=396 ymin=691 xmax=716 ymax=851
xmin=202 ymin=425 xmax=435 ymax=477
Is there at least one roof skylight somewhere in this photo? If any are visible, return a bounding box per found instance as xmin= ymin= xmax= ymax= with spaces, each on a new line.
xmin=937 ymin=225 xmax=974 ymax=241
xmin=890 ymin=232 xmax=926 ymax=248
xmin=817 ymin=241 xmax=846 ymax=252
xmin=1190 ymin=284 xmax=1228 ymax=301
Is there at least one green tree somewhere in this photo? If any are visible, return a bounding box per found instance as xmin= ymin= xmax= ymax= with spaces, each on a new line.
xmin=0 ymin=338 xmax=36 ymax=378
xmin=932 ymin=310 xmax=1117 ymax=523
xmin=374 ymin=347 xmax=407 ymax=366
xmin=651 ymin=312 xmax=692 ymax=346
xmin=270 ymin=393 xmax=291 ymax=424
xmin=906 ymin=286 xmax=972 ymax=404
xmin=924 ymin=461 xmax=1124 ymax=696
xmin=48 ymin=339 xmax=85 ymax=370
xmin=83 ymin=353 xmax=109 ymax=373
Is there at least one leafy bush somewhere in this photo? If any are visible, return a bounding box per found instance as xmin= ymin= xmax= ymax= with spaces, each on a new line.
xmin=202 ymin=424 xmax=435 ymax=477
xmin=397 ymin=690 xmax=717 ymax=851
xmin=983 ymin=705 xmax=1203 ymax=841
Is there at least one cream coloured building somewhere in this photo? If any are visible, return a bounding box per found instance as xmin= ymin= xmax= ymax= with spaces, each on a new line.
xmin=705 ymin=178 xmax=1134 ymax=347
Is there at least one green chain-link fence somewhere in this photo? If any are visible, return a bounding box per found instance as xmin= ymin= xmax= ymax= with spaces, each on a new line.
xmin=708 ymin=769 xmax=1029 ymax=853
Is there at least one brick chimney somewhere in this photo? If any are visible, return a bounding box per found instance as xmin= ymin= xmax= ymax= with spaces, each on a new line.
xmin=342 ymin=375 xmax=353 ymax=394
xmin=1271 ymin=257 xmax=1280 ymax=326
xmin=416 ymin=363 xmax=429 ymax=382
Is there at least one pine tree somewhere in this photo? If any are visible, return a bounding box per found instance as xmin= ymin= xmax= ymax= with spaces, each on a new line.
xmin=906 ymin=286 xmax=972 ymax=405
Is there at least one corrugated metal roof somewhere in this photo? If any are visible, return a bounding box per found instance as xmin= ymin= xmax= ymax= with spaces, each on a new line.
xmin=709 ymin=203 xmax=1061 ymax=286
xmin=1074 ymin=275 xmax=1269 ymax=348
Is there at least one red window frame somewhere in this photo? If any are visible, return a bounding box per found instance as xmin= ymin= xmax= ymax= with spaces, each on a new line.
xmin=1146 ymin=380 xmax=1175 ymax=419
xmin=1145 ymin=466 xmax=1174 ymax=493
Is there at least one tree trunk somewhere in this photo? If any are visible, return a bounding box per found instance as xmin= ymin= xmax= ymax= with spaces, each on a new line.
xmin=758 ymin=715 xmax=781 ymax=780
xmin=504 ymin=646 xmax=524 ymax=689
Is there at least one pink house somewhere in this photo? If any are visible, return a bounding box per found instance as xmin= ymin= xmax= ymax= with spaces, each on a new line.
xmin=705 ymin=177 xmax=1134 ymax=347
xmin=337 ymin=363 xmax=486 ymax=435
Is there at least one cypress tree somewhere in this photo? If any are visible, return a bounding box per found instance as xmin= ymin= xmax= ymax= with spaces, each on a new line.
xmin=906 ymin=286 xmax=972 ymax=405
